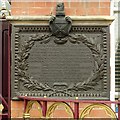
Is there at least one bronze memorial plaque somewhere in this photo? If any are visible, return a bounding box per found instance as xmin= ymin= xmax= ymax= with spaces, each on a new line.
xmin=11 ymin=3 xmax=110 ymax=100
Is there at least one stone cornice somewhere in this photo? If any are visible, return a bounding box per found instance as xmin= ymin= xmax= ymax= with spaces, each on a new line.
xmin=6 ymin=15 xmax=114 ymax=26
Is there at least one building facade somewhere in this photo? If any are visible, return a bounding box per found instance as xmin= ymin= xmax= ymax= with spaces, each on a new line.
xmin=1 ymin=0 xmax=119 ymax=119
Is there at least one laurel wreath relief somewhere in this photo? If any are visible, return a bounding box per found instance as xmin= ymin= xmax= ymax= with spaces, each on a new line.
xmin=17 ymin=33 xmax=105 ymax=96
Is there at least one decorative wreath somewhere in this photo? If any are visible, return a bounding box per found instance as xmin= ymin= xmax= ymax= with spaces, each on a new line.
xmin=16 ymin=33 xmax=105 ymax=96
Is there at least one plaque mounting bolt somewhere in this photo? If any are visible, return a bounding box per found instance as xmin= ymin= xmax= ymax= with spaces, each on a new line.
xmin=75 ymin=97 xmax=78 ymax=100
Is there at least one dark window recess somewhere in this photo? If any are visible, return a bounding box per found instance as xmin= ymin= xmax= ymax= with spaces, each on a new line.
xmin=115 ymin=42 xmax=120 ymax=94
xmin=0 ymin=19 xmax=9 ymax=117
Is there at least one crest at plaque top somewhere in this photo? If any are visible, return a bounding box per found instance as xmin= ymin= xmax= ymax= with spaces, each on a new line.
xmin=49 ymin=2 xmax=72 ymax=39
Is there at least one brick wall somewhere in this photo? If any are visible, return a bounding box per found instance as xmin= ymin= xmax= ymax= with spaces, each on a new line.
xmin=11 ymin=101 xmax=112 ymax=118
xmin=11 ymin=1 xmax=110 ymax=16
xmin=10 ymin=0 xmax=111 ymax=118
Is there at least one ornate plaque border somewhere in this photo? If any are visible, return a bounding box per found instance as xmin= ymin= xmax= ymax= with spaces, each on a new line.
xmin=11 ymin=25 xmax=110 ymax=100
